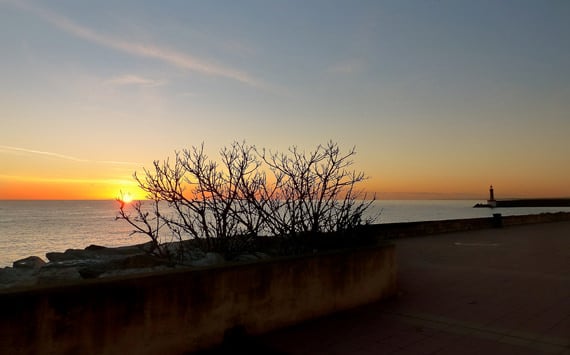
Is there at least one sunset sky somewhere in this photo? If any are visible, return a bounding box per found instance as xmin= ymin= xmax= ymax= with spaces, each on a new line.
xmin=1 ymin=0 xmax=569 ymax=200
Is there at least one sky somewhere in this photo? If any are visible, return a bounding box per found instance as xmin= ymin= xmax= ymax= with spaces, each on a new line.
xmin=1 ymin=0 xmax=569 ymax=200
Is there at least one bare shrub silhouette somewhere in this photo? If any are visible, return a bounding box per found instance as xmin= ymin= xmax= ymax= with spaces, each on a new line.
xmin=117 ymin=140 xmax=376 ymax=261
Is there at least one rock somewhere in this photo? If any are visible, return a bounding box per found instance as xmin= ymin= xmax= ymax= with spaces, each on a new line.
xmin=179 ymin=249 xmax=207 ymax=264
xmin=161 ymin=243 xmax=204 ymax=259
xmin=114 ymin=254 xmax=168 ymax=269
xmin=0 ymin=267 xmax=38 ymax=289
xmin=46 ymin=244 xmax=146 ymax=262
xmin=77 ymin=254 xmax=169 ymax=279
xmin=13 ymin=256 xmax=46 ymax=269
xmin=46 ymin=249 xmax=94 ymax=262
xmin=40 ymin=259 xmax=106 ymax=280
xmin=77 ymin=265 xmax=108 ymax=279
xmin=37 ymin=267 xmax=82 ymax=284
xmin=153 ymin=242 xmax=208 ymax=265
xmin=112 ymin=243 xmax=152 ymax=256
xmin=85 ymin=244 xmax=107 ymax=251
xmin=3 ymin=240 xmax=227 ymax=289
xmin=190 ymin=252 xmax=225 ymax=267
xmin=42 ymin=259 xmax=103 ymax=269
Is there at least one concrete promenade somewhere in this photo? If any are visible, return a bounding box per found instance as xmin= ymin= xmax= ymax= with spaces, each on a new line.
xmin=255 ymin=221 xmax=570 ymax=354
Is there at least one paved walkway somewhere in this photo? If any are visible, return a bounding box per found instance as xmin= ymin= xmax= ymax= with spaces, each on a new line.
xmin=254 ymin=221 xmax=570 ymax=354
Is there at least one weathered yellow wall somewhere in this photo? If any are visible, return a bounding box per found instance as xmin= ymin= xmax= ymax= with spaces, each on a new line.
xmin=0 ymin=244 xmax=396 ymax=354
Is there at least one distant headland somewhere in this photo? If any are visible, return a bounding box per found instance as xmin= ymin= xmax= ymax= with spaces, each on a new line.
xmin=473 ymin=186 xmax=570 ymax=208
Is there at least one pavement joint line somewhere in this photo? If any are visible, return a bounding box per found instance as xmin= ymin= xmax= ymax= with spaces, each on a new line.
xmin=383 ymin=311 xmax=569 ymax=348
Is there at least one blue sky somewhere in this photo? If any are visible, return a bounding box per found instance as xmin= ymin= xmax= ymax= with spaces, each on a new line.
xmin=1 ymin=0 xmax=569 ymax=199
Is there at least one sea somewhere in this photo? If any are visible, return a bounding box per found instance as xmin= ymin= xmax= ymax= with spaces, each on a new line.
xmin=1 ymin=199 xmax=569 ymax=267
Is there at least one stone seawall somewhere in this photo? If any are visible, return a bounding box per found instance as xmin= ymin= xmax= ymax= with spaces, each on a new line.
xmin=0 ymin=244 xmax=396 ymax=354
xmin=365 ymin=212 xmax=570 ymax=239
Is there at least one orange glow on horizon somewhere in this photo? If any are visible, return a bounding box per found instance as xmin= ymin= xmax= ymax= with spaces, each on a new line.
xmin=1 ymin=174 xmax=569 ymax=201
xmin=0 ymin=178 xmax=146 ymax=200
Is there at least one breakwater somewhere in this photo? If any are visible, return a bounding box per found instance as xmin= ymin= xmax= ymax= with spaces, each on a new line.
xmin=365 ymin=211 xmax=570 ymax=239
xmin=474 ymin=198 xmax=570 ymax=208
xmin=494 ymin=199 xmax=570 ymax=207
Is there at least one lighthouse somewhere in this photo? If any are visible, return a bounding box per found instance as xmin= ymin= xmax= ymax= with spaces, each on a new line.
xmin=488 ymin=185 xmax=497 ymax=207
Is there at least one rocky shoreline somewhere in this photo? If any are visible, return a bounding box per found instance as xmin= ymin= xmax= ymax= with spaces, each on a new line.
xmin=0 ymin=242 xmax=269 ymax=290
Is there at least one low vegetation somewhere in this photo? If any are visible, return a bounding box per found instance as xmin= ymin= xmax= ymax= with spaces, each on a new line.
xmin=117 ymin=141 xmax=377 ymax=263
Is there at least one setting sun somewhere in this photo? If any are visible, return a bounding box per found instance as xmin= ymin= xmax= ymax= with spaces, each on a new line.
xmin=119 ymin=192 xmax=134 ymax=204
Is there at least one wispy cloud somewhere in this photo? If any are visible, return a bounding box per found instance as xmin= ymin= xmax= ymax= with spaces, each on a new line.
xmin=97 ymin=160 xmax=142 ymax=167
xmin=221 ymin=39 xmax=257 ymax=58
xmin=7 ymin=0 xmax=266 ymax=89
xmin=103 ymin=74 xmax=164 ymax=87
xmin=0 ymin=145 xmax=141 ymax=166
xmin=178 ymin=91 xmax=197 ymax=98
xmin=327 ymin=59 xmax=365 ymax=74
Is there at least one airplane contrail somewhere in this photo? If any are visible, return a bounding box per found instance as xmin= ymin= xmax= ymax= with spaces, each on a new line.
xmin=0 ymin=145 xmax=141 ymax=166
xmin=0 ymin=145 xmax=87 ymax=162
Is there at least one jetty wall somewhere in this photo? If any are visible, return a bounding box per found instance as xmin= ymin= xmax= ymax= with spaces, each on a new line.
xmin=364 ymin=212 xmax=570 ymax=239
xmin=495 ymin=199 xmax=570 ymax=207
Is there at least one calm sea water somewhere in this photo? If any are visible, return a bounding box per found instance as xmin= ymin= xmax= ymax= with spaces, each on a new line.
xmin=1 ymin=200 xmax=569 ymax=267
